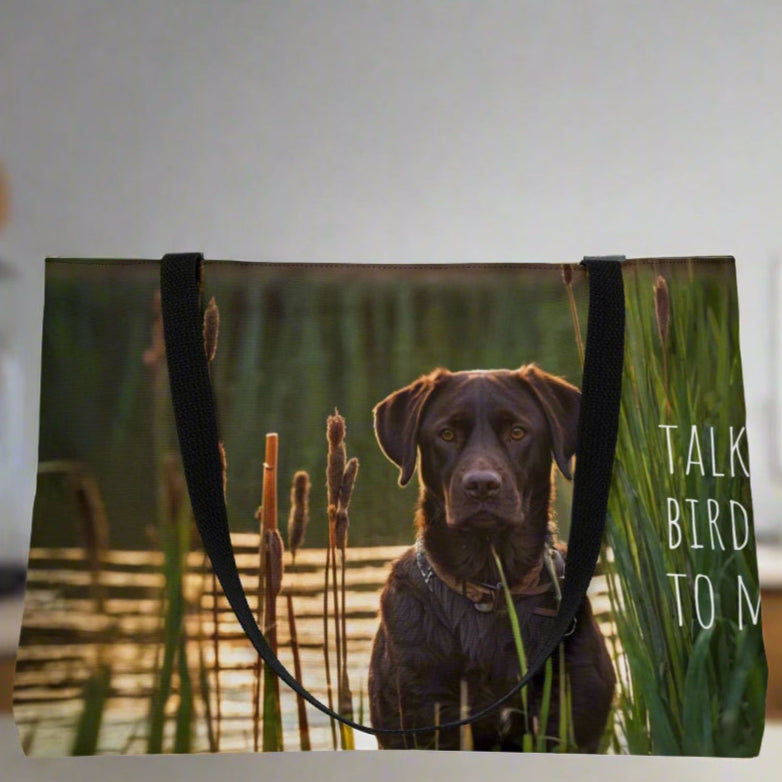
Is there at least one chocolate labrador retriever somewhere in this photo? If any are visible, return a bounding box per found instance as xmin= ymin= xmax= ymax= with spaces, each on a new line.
xmin=368 ymin=365 xmax=615 ymax=751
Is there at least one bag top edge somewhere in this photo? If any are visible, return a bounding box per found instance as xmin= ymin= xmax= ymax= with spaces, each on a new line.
xmin=44 ymin=256 xmax=736 ymax=268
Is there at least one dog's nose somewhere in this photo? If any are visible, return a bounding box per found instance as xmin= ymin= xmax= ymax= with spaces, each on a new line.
xmin=462 ymin=470 xmax=502 ymax=500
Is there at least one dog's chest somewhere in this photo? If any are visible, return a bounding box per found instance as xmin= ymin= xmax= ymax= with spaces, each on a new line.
xmin=427 ymin=576 xmax=550 ymax=680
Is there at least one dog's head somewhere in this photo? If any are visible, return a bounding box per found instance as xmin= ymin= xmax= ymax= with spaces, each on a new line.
xmin=373 ymin=365 xmax=580 ymax=532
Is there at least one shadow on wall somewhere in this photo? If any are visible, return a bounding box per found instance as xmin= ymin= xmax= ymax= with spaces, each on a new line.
xmin=0 ymin=159 xmax=28 ymax=588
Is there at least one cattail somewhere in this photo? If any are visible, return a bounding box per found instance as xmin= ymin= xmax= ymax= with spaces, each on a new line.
xmin=654 ymin=275 xmax=670 ymax=346
xmin=218 ymin=441 xmax=228 ymax=497
xmin=335 ymin=459 xmax=358 ymax=550
xmin=327 ymin=411 xmax=346 ymax=508
xmin=338 ymin=458 xmax=359 ymax=513
xmin=560 ymin=263 xmax=573 ymax=286
xmin=265 ymin=529 xmax=284 ymax=598
xmin=287 ymin=471 xmax=311 ymax=560
xmin=203 ymin=297 xmax=220 ymax=363
xmin=334 ymin=510 xmax=349 ymax=551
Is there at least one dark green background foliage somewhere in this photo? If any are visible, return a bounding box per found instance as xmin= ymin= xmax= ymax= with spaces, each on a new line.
xmin=34 ymin=261 xmax=585 ymax=550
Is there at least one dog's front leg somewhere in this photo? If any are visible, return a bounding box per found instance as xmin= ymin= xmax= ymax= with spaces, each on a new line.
xmin=368 ymin=568 xmax=464 ymax=750
xmin=560 ymin=599 xmax=617 ymax=752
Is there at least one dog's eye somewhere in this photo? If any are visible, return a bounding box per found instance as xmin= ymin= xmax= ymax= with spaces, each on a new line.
xmin=510 ymin=425 xmax=526 ymax=441
xmin=440 ymin=428 xmax=456 ymax=442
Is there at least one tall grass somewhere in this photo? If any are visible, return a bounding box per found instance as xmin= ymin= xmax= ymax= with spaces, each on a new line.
xmin=36 ymin=462 xmax=114 ymax=756
xmin=146 ymin=455 xmax=194 ymax=754
xmin=491 ymin=545 xmax=575 ymax=753
xmin=195 ymin=561 xmax=218 ymax=752
xmin=144 ymin=291 xmax=195 ymax=754
xmin=592 ymin=261 xmax=767 ymax=756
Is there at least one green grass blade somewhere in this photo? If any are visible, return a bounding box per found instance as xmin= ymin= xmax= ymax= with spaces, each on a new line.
xmin=71 ymin=663 xmax=112 ymax=756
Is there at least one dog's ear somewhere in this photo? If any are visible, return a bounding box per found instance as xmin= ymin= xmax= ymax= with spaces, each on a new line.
xmin=373 ymin=369 xmax=447 ymax=487
xmin=518 ymin=364 xmax=581 ymax=480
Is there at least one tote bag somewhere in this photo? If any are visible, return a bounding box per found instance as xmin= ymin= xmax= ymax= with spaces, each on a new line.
xmin=13 ymin=254 xmax=767 ymax=756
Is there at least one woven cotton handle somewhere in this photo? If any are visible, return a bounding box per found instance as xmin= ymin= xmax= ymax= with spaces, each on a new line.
xmin=160 ymin=254 xmax=625 ymax=737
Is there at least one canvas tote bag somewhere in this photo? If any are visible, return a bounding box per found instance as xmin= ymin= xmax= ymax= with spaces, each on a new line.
xmin=13 ymin=254 xmax=767 ymax=756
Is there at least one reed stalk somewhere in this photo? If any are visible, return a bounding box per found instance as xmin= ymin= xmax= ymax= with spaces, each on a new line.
xmin=286 ymin=593 xmax=311 ymax=750
xmin=338 ymin=459 xmax=358 ymax=732
xmin=286 ymin=471 xmax=312 ymax=750
xmin=142 ymin=290 xmax=196 ymax=754
xmin=561 ymin=264 xmax=584 ymax=367
xmin=196 ymin=557 xmax=218 ymax=752
xmin=69 ymin=471 xmax=109 ymax=614
xmin=326 ymin=414 xmax=345 ymax=747
xmin=204 ymin=298 xmax=222 ymax=751
xmin=328 ymin=510 xmax=346 ymax=746
xmin=208 ymin=439 xmax=228 ymax=751
xmin=62 ymin=465 xmax=112 ymax=756
xmin=322 ymin=535 xmax=338 ymax=749
xmin=21 ymin=720 xmax=39 ymax=756
xmin=459 ymin=679 xmax=473 ymax=751
xmin=490 ymin=545 xmax=533 ymax=752
xmin=210 ymin=576 xmax=221 ymax=748
xmin=557 ymin=645 xmax=568 ymax=752
xmin=174 ymin=630 xmax=194 ymax=753
xmin=71 ymin=663 xmax=112 ymax=756
xmin=261 ymin=433 xmax=284 ymax=752
xmin=147 ymin=454 xmax=193 ymax=753
xmin=252 ymin=501 xmax=264 ymax=752
xmin=536 ymin=657 xmax=554 ymax=752
xmin=326 ymin=412 xmax=357 ymax=749
xmin=491 ymin=543 xmax=572 ymax=752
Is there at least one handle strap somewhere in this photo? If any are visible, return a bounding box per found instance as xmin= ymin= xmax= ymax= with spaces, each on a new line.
xmin=161 ymin=254 xmax=625 ymax=737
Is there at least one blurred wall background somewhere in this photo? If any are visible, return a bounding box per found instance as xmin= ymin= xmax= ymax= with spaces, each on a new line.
xmin=3 ymin=1 xmax=782 ymax=561
xmin=2 ymin=0 xmax=782 ymax=576
xmin=2 ymin=0 xmax=782 ymax=771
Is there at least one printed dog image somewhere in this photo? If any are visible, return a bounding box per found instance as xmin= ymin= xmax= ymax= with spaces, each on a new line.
xmin=368 ymin=364 xmax=616 ymax=751
xmin=21 ymin=261 xmax=763 ymax=756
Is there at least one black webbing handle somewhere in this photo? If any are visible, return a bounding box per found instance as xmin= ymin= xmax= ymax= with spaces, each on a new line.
xmin=161 ymin=254 xmax=625 ymax=737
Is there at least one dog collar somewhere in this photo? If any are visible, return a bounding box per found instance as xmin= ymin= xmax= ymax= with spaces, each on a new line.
xmin=414 ymin=538 xmax=563 ymax=613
